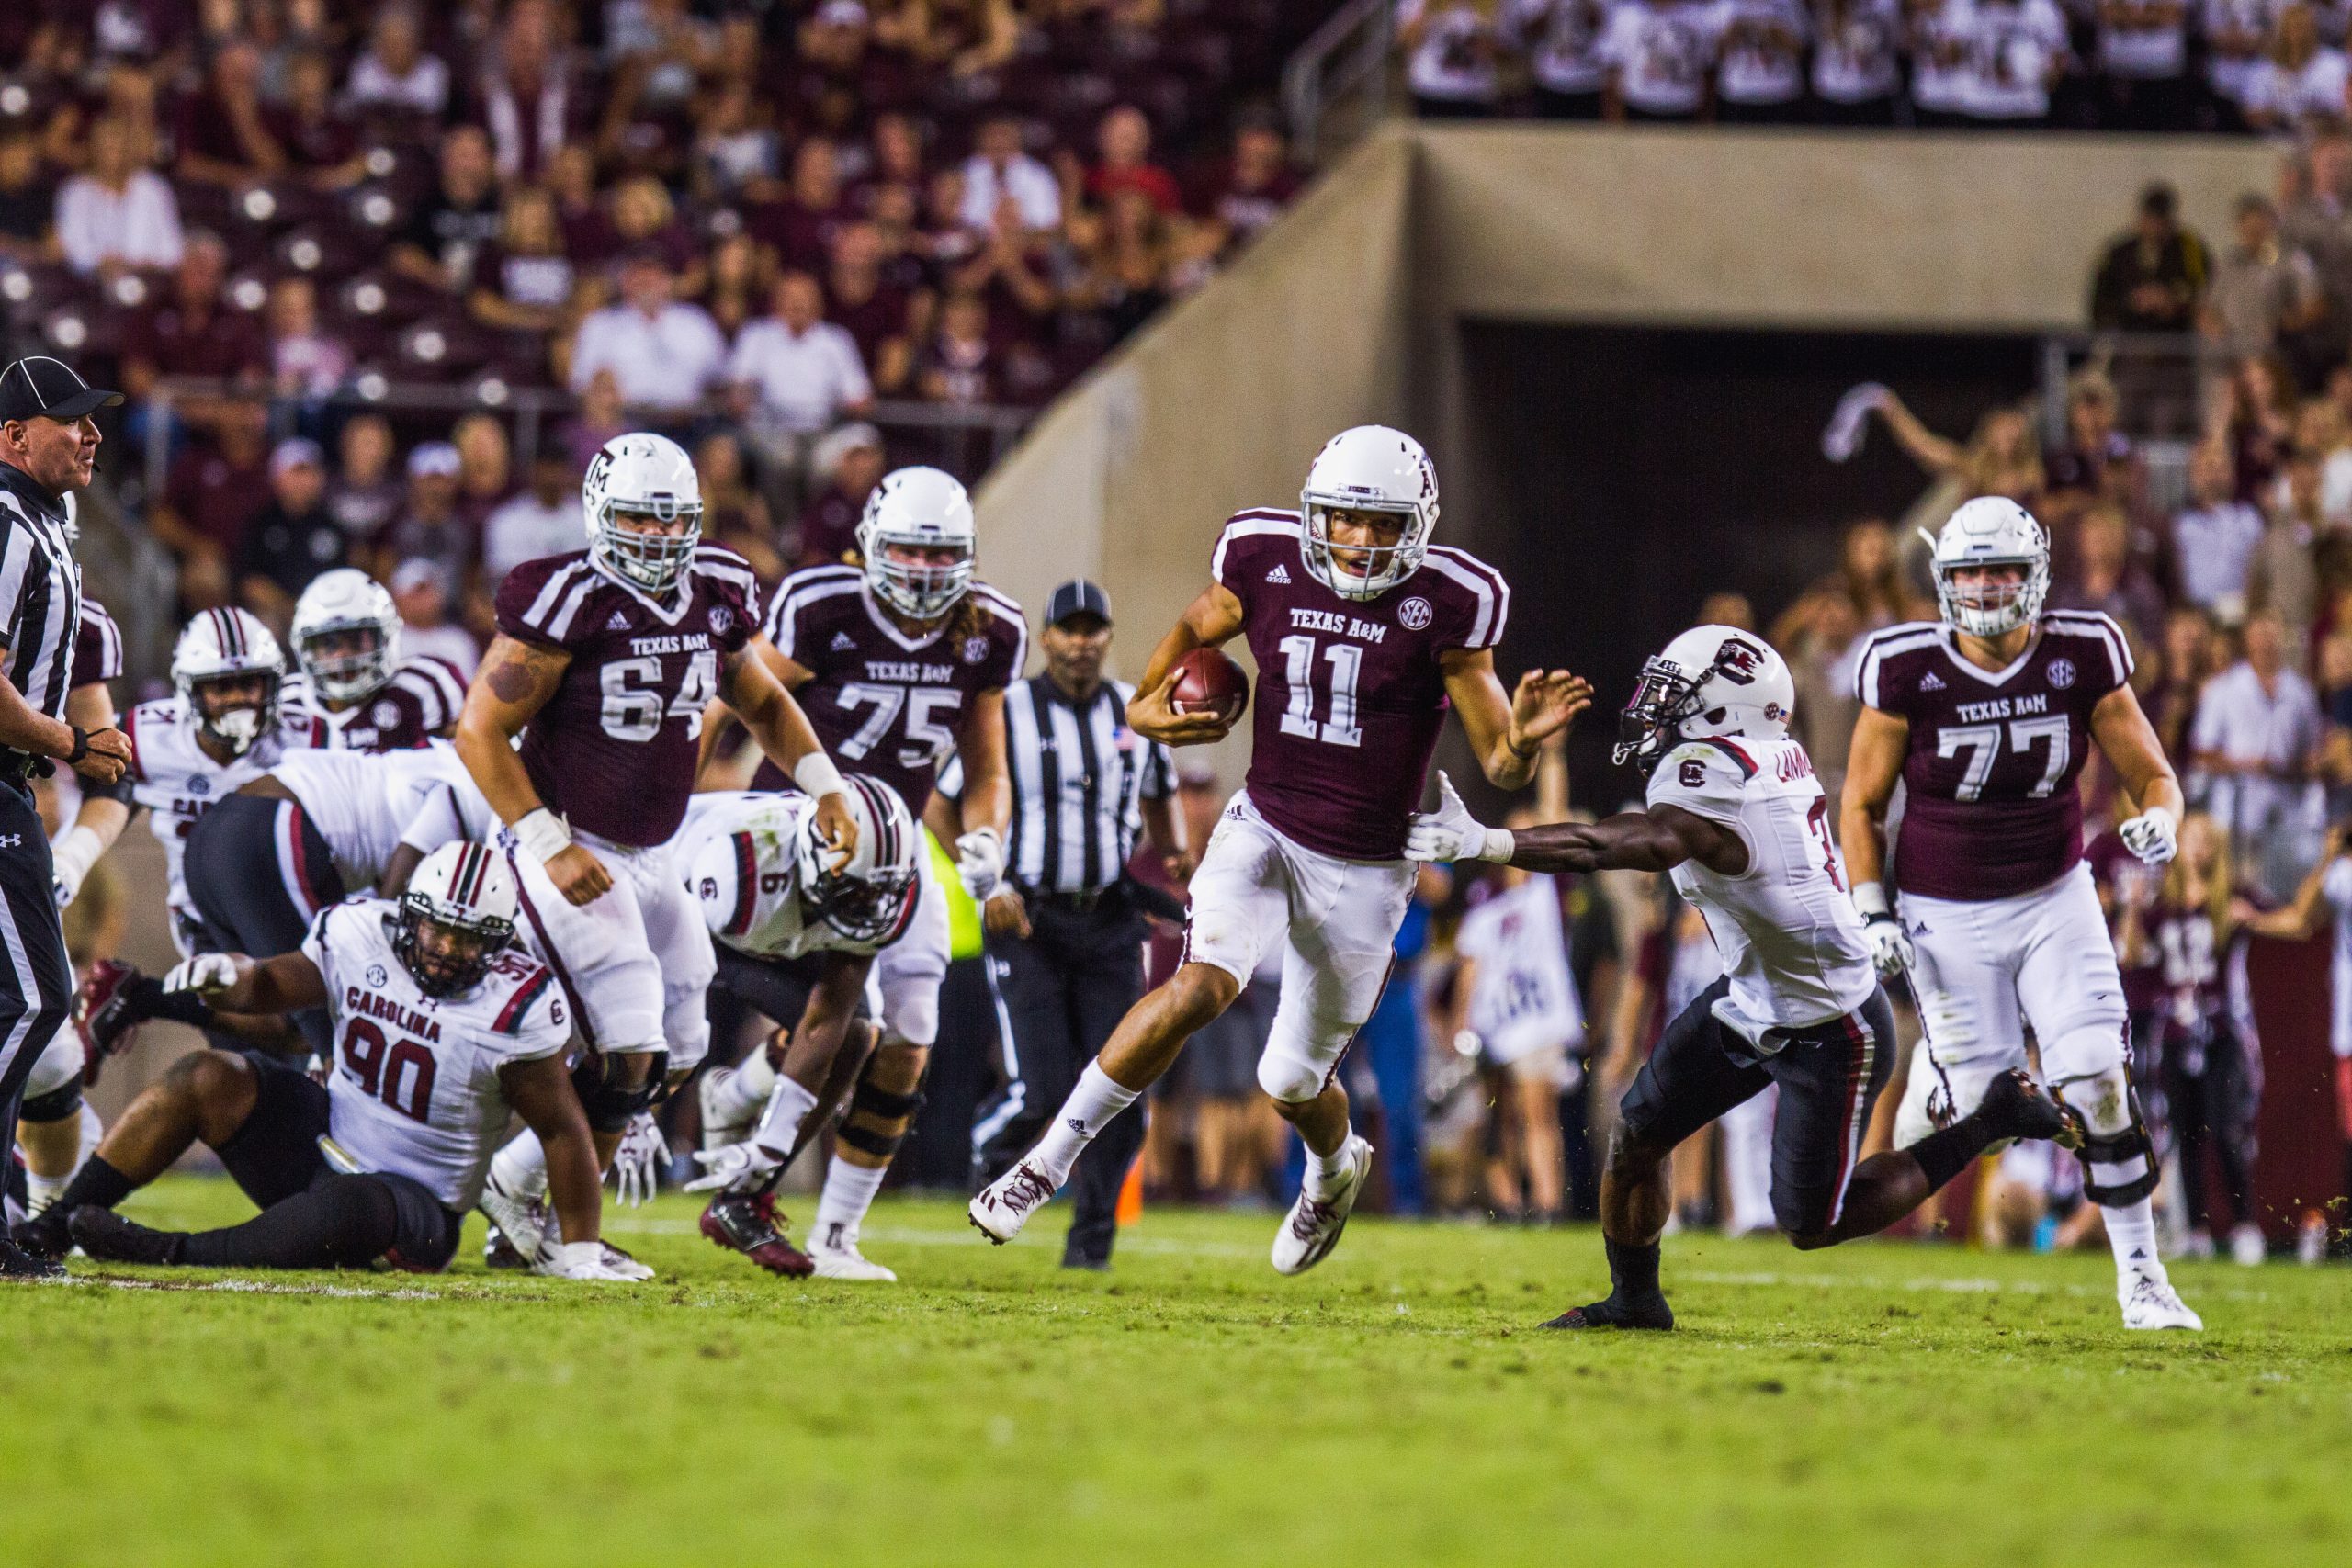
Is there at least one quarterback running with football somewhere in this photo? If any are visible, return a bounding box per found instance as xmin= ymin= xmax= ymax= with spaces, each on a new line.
xmin=1408 ymin=627 xmax=2081 ymax=1328
xmin=1843 ymin=497 xmax=2199 ymax=1330
xmin=972 ymin=425 xmax=1584 ymax=1273
xmin=456 ymin=433 xmax=856 ymax=1242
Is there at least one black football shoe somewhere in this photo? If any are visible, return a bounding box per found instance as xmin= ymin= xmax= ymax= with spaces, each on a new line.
xmin=700 ymin=1191 xmax=814 ymax=1277
xmin=75 ymin=959 xmax=148 ymax=1083
xmin=1540 ymin=1293 xmax=1675 ymax=1331
xmin=68 ymin=1207 xmax=184 ymax=1266
xmin=11 ymin=1205 xmax=74 ymax=1263
xmin=1977 ymin=1068 xmax=2084 ymax=1150
xmin=0 ymin=1234 xmax=68 ymax=1280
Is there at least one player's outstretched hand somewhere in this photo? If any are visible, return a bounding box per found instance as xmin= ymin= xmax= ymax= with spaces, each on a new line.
xmin=956 ymin=825 xmax=1006 ymax=899
xmin=683 ymin=1141 xmax=781 ymax=1193
xmin=71 ymin=726 xmax=132 ymax=785
xmin=546 ymin=842 xmax=614 ymax=906
xmin=611 ymin=1111 xmax=665 ymax=1207
xmin=1509 ymin=670 xmax=1592 ymax=750
xmin=1406 ymin=772 xmax=1506 ymax=864
xmin=2118 ymin=807 xmax=2179 ymax=868
xmin=812 ymin=789 xmax=860 ymax=873
xmin=1129 ymin=665 xmax=1235 ymax=748
xmin=162 ymin=953 xmax=243 ymax=997
xmin=535 ymin=1240 xmax=650 ymax=1282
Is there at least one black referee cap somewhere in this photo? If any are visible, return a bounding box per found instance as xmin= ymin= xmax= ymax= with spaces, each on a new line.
xmin=0 ymin=356 xmax=124 ymax=424
xmin=1046 ymin=579 xmax=1111 ymax=626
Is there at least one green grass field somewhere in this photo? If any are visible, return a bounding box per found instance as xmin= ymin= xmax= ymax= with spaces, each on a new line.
xmin=4 ymin=1177 xmax=2347 ymax=1567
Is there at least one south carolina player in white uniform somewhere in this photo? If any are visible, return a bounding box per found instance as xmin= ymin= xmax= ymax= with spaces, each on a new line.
xmin=677 ymin=779 xmax=923 ymax=1279
xmin=21 ymin=844 xmax=635 ymax=1280
xmin=277 ymin=569 xmax=469 ymax=750
xmin=1408 ymin=626 xmax=2078 ymax=1329
xmin=1843 ymin=497 xmax=2198 ymax=1330
xmin=454 ymin=433 xmax=856 ymax=1236
xmin=971 ymin=425 xmax=1586 ymax=1272
xmin=718 ymin=466 xmax=1021 ymax=1279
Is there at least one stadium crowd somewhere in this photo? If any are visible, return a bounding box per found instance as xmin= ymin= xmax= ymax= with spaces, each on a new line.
xmin=1398 ymin=0 xmax=2352 ymax=131
xmin=0 ymin=0 xmax=1312 ymax=632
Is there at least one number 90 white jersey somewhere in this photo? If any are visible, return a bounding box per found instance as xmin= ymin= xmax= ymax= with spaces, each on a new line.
xmin=1648 ymin=735 xmax=1877 ymax=1044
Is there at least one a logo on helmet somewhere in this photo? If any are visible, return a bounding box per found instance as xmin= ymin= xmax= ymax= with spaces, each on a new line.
xmin=1714 ymin=638 xmax=1764 ymax=684
xmin=2048 ymin=657 xmax=2075 ymax=690
xmin=1398 ymin=597 xmax=1433 ymax=631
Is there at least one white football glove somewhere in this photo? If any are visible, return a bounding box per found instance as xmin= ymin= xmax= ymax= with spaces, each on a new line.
xmin=1404 ymin=772 xmax=1513 ymax=864
xmin=1851 ymin=882 xmax=1913 ymax=978
xmin=955 ymin=826 xmax=1006 ymax=899
xmin=683 ymin=1140 xmax=781 ymax=1194
xmin=610 ymin=1111 xmax=665 ymax=1207
xmin=163 ymin=953 xmax=241 ymax=996
xmin=535 ymin=1240 xmax=649 ymax=1281
xmin=2118 ymin=807 xmax=2179 ymax=868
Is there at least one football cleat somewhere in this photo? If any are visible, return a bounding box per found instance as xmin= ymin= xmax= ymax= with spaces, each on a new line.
xmin=1271 ymin=1134 xmax=1374 ymax=1276
xmin=2229 ymin=1224 xmax=2267 ymax=1268
xmin=74 ymin=959 xmax=146 ymax=1081
xmin=700 ymin=1191 xmax=814 ymax=1277
xmin=482 ymin=1220 xmax=533 ymax=1270
xmin=808 ymin=1222 xmax=896 ymax=1282
xmin=477 ymin=1175 xmax=551 ymax=1269
xmin=1539 ymin=1294 xmax=1676 ymax=1331
xmin=66 ymin=1207 xmax=179 ymax=1266
xmin=0 ymin=1234 xmax=69 ymax=1279
xmin=2120 ymin=1271 xmax=2203 ymax=1332
xmin=529 ymin=1204 xmax=654 ymax=1280
xmin=1974 ymin=1068 xmax=2083 ymax=1150
xmin=968 ymin=1159 xmax=1057 ymax=1245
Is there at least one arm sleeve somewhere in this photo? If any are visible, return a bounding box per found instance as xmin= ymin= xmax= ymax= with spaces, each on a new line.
xmin=395 ymin=784 xmax=468 ymax=855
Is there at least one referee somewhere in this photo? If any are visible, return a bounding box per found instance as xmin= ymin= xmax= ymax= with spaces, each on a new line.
xmin=0 ymin=357 xmax=132 ymax=1279
xmin=962 ymin=580 xmax=1189 ymax=1270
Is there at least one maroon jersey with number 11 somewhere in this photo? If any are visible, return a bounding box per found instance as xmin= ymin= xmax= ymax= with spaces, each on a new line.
xmin=1213 ymin=509 xmax=1509 ymax=862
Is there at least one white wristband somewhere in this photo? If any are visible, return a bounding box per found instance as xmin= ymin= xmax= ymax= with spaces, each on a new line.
xmin=1476 ymin=827 xmax=1515 ymax=864
xmin=514 ymin=807 xmax=573 ymax=863
xmin=793 ymin=751 xmax=847 ymax=800
xmin=1852 ymin=881 xmax=1892 ymax=920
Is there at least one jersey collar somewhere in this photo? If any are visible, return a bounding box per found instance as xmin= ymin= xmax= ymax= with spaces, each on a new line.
xmin=591 ymin=557 xmax=696 ymax=626
xmin=859 ymin=581 xmax=946 ymax=653
xmin=1939 ymin=625 xmax=2043 ymax=688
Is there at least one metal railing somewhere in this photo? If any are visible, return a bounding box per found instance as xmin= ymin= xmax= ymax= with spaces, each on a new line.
xmin=1282 ymin=0 xmax=1397 ymax=163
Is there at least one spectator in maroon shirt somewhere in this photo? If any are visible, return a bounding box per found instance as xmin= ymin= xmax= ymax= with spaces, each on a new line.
xmin=174 ymin=38 xmax=282 ymax=187
xmin=391 ymin=123 xmax=503 ymax=294
xmin=470 ymin=185 xmax=578 ymax=334
xmin=797 ymin=422 xmax=885 ymax=566
xmin=326 ymin=412 xmax=402 ymax=543
xmin=750 ymin=136 xmax=851 ymax=272
xmin=153 ymin=397 xmax=273 ymax=610
xmin=703 ymin=231 xmax=770 ymax=339
xmin=0 ymin=130 xmax=56 ymax=260
xmin=265 ymin=50 xmax=367 ymax=190
xmin=483 ymin=0 xmax=582 ymax=184
xmin=857 ymin=110 xmax=928 ymax=209
xmin=918 ymin=290 xmax=1001 ymax=405
xmin=121 ymin=232 xmax=268 ymax=425
xmin=368 ymin=440 xmax=478 ymax=605
xmin=451 ymin=412 xmax=514 ymax=536
xmin=1193 ymin=114 xmax=1301 ymax=259
xmin=1078 ymin=105 xmax=1182 ymax=216
xmin=827 ymin=220 xmax=916 ymax=393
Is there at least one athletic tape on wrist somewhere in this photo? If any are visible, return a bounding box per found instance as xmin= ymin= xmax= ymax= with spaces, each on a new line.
xmin=793 ymin=751 xmax=846 ymax=800
xmin=514 ymin=808 xmax=572 ymax=863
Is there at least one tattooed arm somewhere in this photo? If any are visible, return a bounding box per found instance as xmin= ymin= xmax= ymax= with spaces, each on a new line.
xmin=456 ymin=634 xmax=612 ymax=905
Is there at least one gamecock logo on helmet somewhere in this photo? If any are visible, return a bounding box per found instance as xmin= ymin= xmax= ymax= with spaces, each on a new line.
xmin=1714 ymin=638 xmax=1763 ymax=684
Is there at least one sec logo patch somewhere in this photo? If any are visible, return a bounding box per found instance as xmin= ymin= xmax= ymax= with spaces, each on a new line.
xmin=963 ymin=636 xmax=991 ymax=663
xmin=2048 ymin=657 xmax=2075 ymax=690
xmin=366 ymin=964 xmax=390 ymax=988
xmin=1398 ymin=597 xmax=1433 ymax=631
xmin=373 ymin=700 xmax=401 ymax=728
xmin=709 ymin=605 xmax=734 ymax=637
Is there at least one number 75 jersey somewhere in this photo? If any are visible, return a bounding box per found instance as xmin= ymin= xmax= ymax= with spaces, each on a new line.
xmin=1854 ymin=612 xmax=2132 ymax=902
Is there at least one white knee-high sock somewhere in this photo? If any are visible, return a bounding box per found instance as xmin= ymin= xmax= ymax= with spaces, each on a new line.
xmin=752 ymin=1075 xmax=820 ymax=1158
xmin=2103 ymin=1197 xmax=2165 ymax=1280
xmin=1031 ymin=1062 xmax=1140 ymax=1187
xmin=491 ymin=1129 xmax=549 ymax=1201
xmin=707 ymin=1050 xmax=778 ymax=1126
xmin=814 ymin=1156 xmax=888 ymax=1245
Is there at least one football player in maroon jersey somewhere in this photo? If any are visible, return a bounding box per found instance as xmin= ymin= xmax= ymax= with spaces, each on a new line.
xmin=973 ymin=425 xmax=1585 ymax=1274
xmin=456 ymin=433 xmax=856 ymax=1242
xmin=1842 ymin=497 xmax=2199 ymax=1329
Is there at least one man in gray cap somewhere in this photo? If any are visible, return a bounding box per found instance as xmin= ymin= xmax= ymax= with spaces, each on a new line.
xmin=0 ymin=355 xmax=132 ymax=1277
xmin=956 ymin=579 xmax=1191 ymax=1269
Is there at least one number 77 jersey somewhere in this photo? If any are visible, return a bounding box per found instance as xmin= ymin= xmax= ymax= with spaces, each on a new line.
xmin=1214 ymin=508 xmax=1508 ymax=861
xmin=1854 ymin=611 xmax=2132 ymax=902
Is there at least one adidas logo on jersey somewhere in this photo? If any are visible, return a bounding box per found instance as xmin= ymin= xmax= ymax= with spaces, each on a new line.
xmin=1919 ymin=671 xmax=1945 ymax=692
xmin=1266 ymin=564 xmax=1290 ymax=583
xmin=606 ymin=610 xmax=631 ymax=630
xmin=831 ymin=631 xmax=857 ymax=651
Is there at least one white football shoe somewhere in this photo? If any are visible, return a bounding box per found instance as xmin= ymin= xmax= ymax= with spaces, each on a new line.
xmin=2229 ymin=1224 xmax=2267 ymax=1268
xmin=968 ymin=1159 xmax=1058 ymax=1244
xmin=698 ymin=1065 xmax=754 ymax=1152
xmin=1272 ymin=1134 xmax=1374 ymax=1277
xmin=479 ymin=1174 xmax=551 ymax=1269
xmin=531 ymin=1203 xmax=655 ymax=1281
xmin=808 ymin=1222 xmax=897 ymax=1282
xmin=2120 ymin=1269 xmax=2203 ymax=1331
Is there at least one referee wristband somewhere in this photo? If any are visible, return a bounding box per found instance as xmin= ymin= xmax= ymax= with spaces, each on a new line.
xmin=514 ymin=807 xmax=573 ymax=863
xmin=793 ymin=751 xmax=847 ymax=800
xmin=64 ymin=726 xmax=88 ymax=764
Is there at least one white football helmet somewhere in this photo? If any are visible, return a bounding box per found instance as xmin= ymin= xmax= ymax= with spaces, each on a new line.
xmin=171 ymin=608 xmax=285 ymax=757
xmin=583 ymin=432 xmax=702 ymax=593
xmin=394 ymin=840 xmax=519 ymax=997
xmin=1299 ymin=424 xmax=1439 ymax=602
xmin=1613 ymin=624 xmax=1794 ymax=772
xmin=794 ymin=773 xmax=922 ymax=947
xmin=856 ymin=465 xmax=975 ymax=620
xmin=290 ymin=568 xmax=401 ymax=705
xmin=1928 ymin=497 xmax=2050 ymax=638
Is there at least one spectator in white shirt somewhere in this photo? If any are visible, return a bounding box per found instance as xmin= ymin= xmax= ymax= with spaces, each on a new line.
xmin=2174 ymin=442 xmax=2269 ymax=618
xmin=1955 ymin=0 xmax=2071 ymax=123
xmin=2206 ymin=0 xmax=2284 ymax=131
xmin=481 ymin=450 xmax=586 ymax=589
xmin=389 ymin=558 xmax=482 ymax=675
xmin=568 ymin=252 xmax=728 ymax=417
xmin=53 ymin=115 xmax=183 ymax=276
xmin=1810 ymin=0 xmax=1905 ymax=123
xmin=2096 ymin=0 xmax=2194 ymax=130
xmin=729 ymin=270 xmax=875 ymax=512
xmin=2245 ymin=4 xmax=2349 ymax=130
xmin=1507 ymin=0 xmax=1615 ymax=118
xmin=958 ymin=117 xmax=1060 ymax=233
xmin=2193 ymin=607 xmax=2327 ymax=896
xmin=1714 ymin=0 xmax=1810 ymax=121
xmin=345 ymin=6 xmax=451 ymax=118
xmin=1909 ymin=0 xmax=1979 ymax=124
xmin=1602 ymin=0 xmax=1727 ymax=119
xmin=1397 ymin=0 xmax=1507 ymax=117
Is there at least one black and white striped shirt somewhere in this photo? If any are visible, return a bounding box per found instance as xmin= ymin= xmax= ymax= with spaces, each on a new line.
xmin=0 ymin=462 xmax=82 ymax=771
xmin=948 ymin=676 xmax=1176 ymax=896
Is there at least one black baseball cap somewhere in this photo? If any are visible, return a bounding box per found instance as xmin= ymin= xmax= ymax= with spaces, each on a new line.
xmin=1046 ymin=579 xmax=1111 ymax=626
xmin=0 ymin=356 xmax=123 ymax=424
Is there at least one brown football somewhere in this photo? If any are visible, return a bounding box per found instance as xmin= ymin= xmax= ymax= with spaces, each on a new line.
xmin=1170 ymin=647 xmax=1250 ymax=723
